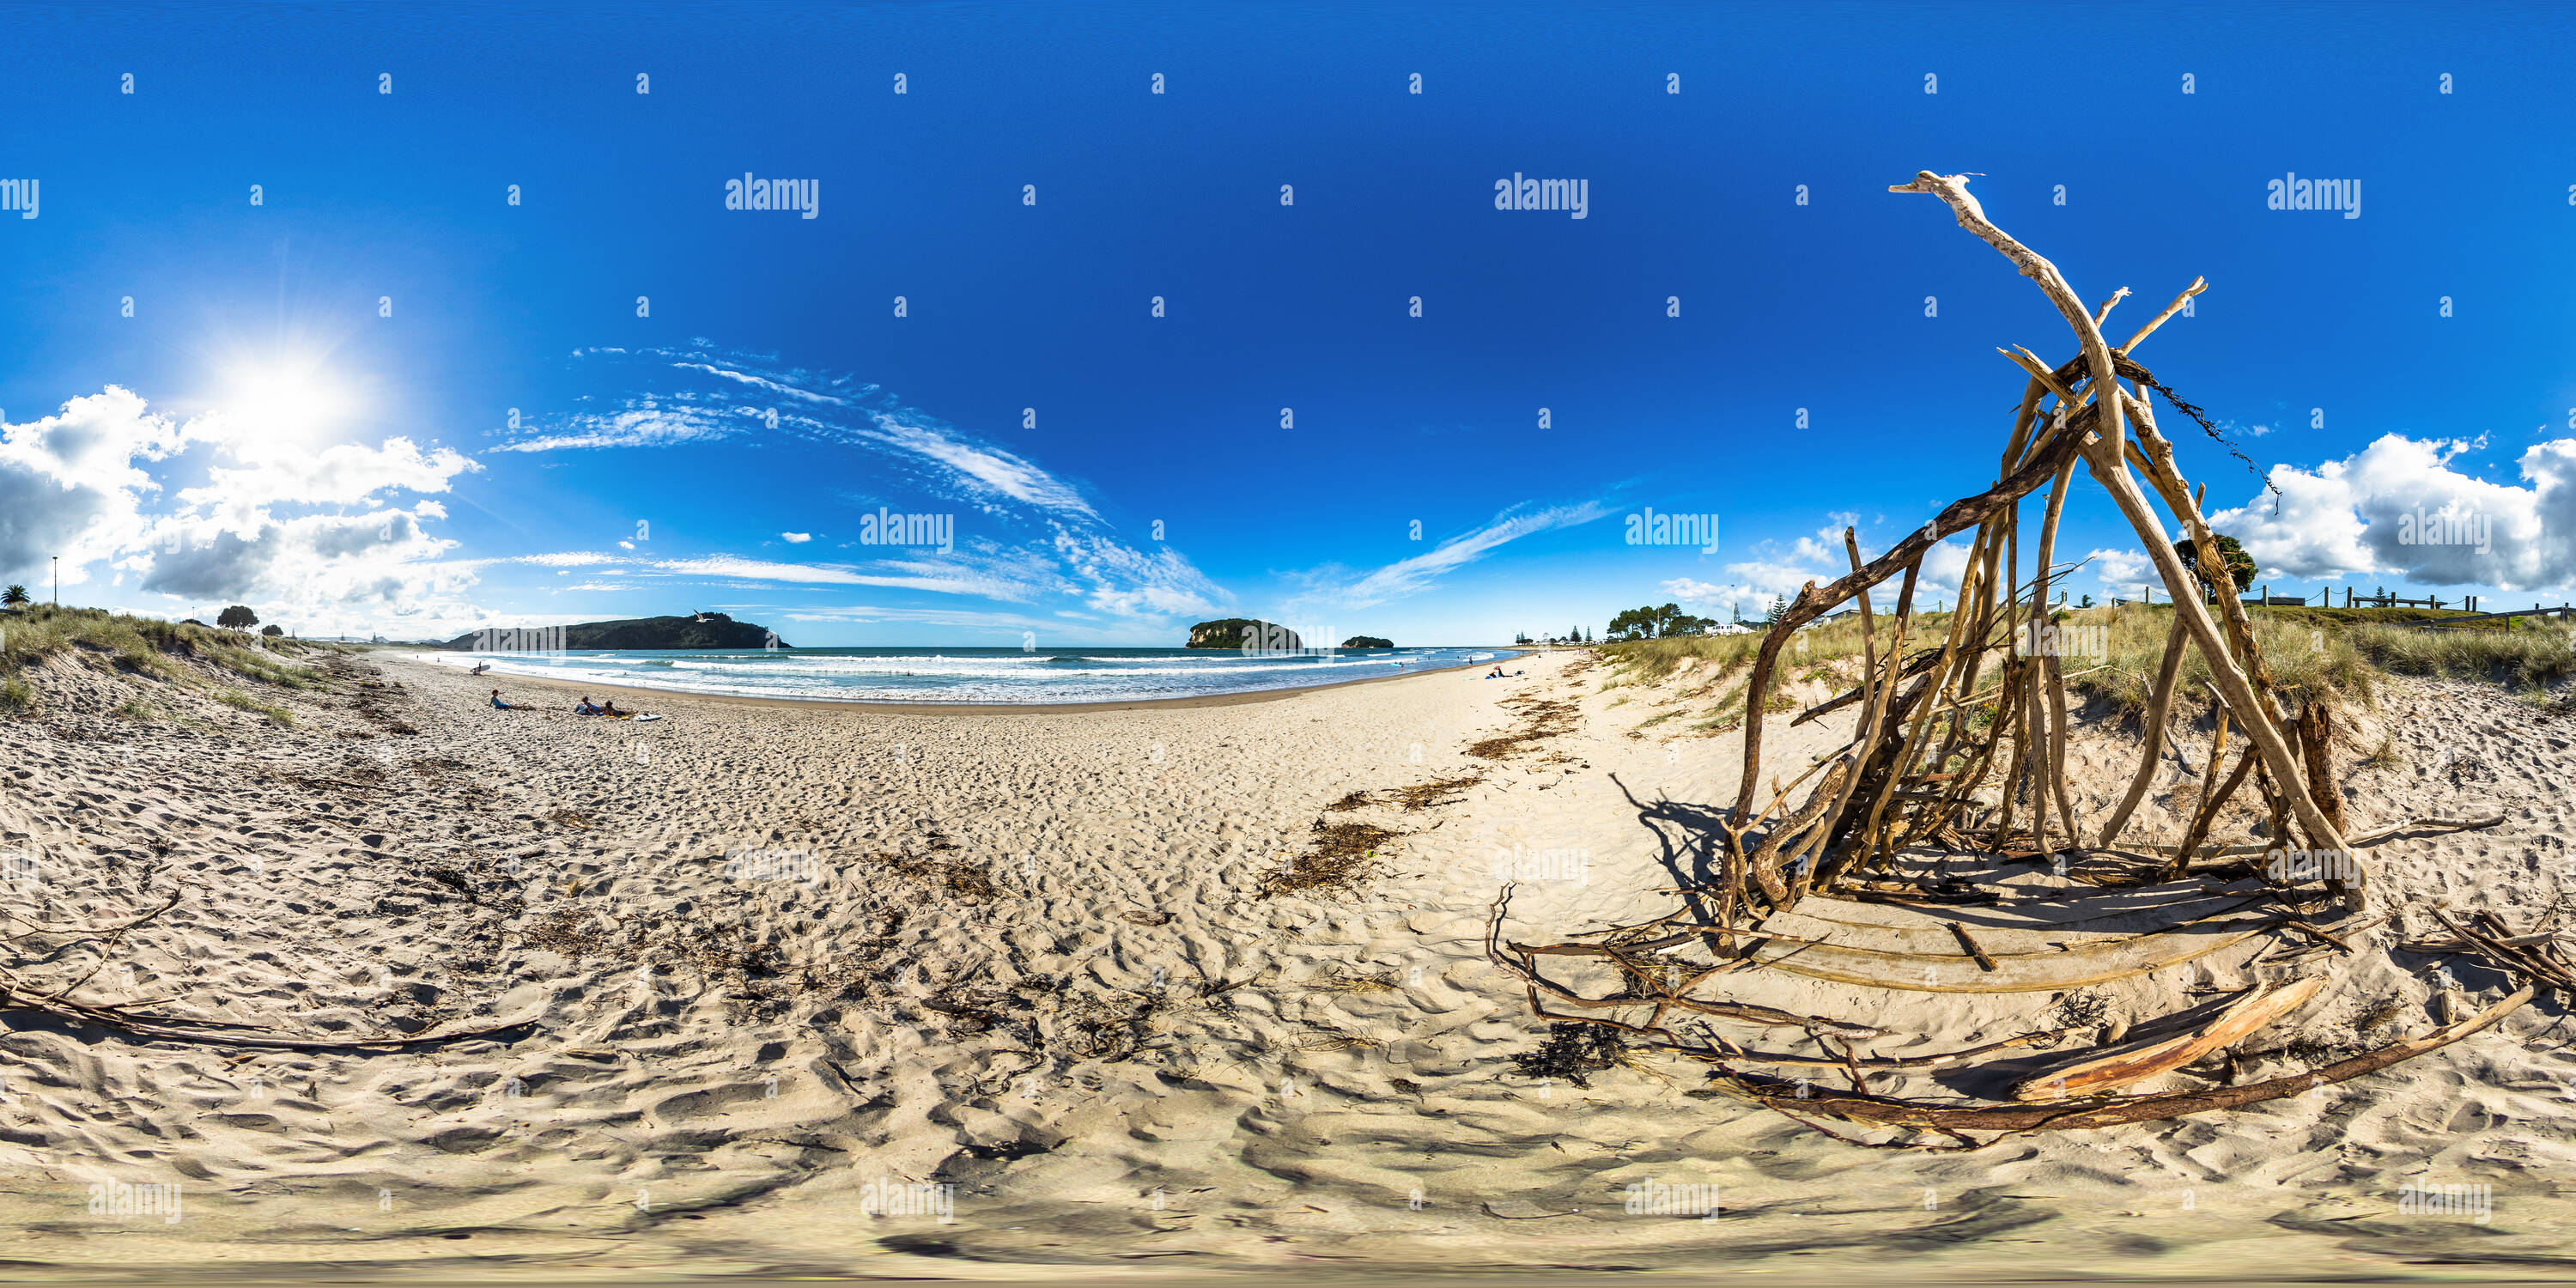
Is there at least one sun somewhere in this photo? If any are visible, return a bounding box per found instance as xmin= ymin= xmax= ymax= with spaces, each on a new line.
xmin=222 ymin=357 xmax=351 ymax=440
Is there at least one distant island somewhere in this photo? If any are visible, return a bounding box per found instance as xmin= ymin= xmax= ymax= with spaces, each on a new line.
xmin=440 ymin=611 xmax=789 ymax=651
xmin=1341 ymin=635 xmax=1394 ymax=649
xmin=1186 ymin=618 xmax=1301 ymax=649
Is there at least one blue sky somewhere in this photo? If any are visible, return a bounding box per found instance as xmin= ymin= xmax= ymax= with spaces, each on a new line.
xmin=7 ymin=2 xmax=2576 ymax=644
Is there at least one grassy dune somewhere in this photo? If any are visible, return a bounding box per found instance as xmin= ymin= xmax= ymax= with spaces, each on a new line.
xmin=0 ymin=605 xmax=336 ymax=716
xmin=1595 ymin=602 xmax=2576 ymax=733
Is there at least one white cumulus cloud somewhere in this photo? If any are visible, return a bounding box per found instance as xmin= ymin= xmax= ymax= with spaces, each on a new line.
xmin=2212 ymin=433 xmax=2576 ymax=590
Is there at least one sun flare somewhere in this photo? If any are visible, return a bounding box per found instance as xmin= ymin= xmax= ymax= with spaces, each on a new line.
xmin=222 ymin=358 xmax=350 ymax=440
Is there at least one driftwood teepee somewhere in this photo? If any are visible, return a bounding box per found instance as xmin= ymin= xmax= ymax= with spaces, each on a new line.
xmin=1714 ymin=170 xmax=2360 ymax=911
xmin=1487 ymin=173 xmax=2547 ymax=1147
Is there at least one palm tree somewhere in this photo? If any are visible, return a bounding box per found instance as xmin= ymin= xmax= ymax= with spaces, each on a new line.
xmin=0 ymin=584 xmax=27 ymax=607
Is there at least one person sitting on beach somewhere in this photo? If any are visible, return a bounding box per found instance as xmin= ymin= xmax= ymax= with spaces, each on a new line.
xmin=490 ymin=689 xmax=532 ymax=710
xmin=574 ymin=696 xmax=604 ymax=715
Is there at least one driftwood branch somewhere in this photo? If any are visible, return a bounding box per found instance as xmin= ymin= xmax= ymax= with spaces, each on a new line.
xmin=1731 ymin=428 xmax=2081 ymax=825
xmin=1696 ymin=982 xmax=2530 ymax=1138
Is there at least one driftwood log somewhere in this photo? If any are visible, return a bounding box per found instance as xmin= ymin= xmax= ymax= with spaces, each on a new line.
xmin=1692 ymin=984 xmax=2530 ymax=1139
xmin=2007 ymin=975 xmax=2324 ymax=1101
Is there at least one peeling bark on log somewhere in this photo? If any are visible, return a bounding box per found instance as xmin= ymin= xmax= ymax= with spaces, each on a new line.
xmin=2008 ymin=975 xmax=2324 ymax=1102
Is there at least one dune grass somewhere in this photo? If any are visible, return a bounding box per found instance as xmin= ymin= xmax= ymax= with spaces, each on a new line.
xmin=1595 ymin=599 xmax=2570 ymax=733
xmin=0 ymin=605 xmax=333 ymax=714
xmin=214 ymin=688 xmax=295 ymax=725
xmin=2339 ymin=617 xmax=2576 ymax=689
xmin=2057 ymin=603 xmax=2376 ymax=717
xmin=2065 ymin=604 xmax=2576 ymax=714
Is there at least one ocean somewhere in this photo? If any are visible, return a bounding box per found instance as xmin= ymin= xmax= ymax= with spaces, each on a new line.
xmin=419 ymin=645 xmax=1521 ymax=704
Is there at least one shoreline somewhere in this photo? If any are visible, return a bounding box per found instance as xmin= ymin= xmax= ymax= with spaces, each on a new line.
xmin=407 ymin=645 xmax=1551 ymax=714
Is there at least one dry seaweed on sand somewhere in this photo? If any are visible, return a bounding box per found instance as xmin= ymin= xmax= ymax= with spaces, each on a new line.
xmin=1047 ymin=994 xmax=1155 ymax=1062
xmin=1303 ymin=969 xmax=1400 ymax=995
xmin=1467 ymin=697 xmax=1578 ymax=760
xmin=519 ymin=908 xmax=618 ymax=957
xmin=1509 ymin=1022 xmax=1630 ymax=1088
xmin=1392 ymin=774 xmax=1483 ymax=809
xmin=1294 ymin=1025 xmax=1379 ymax=1054
xmin=1259 ymin=821 xmax=1400 ymax=896
xmin=1320 ymin=774 xmax=1483 ymax=814
xmin=872 ymin=850 xmax=1000 ymax=900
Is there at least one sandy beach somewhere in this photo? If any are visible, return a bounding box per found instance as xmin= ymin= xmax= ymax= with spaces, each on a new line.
xmin=3 ymin=641 xmax=2572 ymax=1282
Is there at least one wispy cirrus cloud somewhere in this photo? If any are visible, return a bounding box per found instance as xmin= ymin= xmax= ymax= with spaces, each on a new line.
xmin=503 ymin=347 xmax=1099 ymax=521
xmin=489 ymin=345 xmax=1208 ymax=621
xmin=857 ymin=412 xmax=1098 ymax=520
xmin=509 ymin=550 xmax=623 ymax=568
xmin=1292 ymin=501 xmax=1615 ymax=611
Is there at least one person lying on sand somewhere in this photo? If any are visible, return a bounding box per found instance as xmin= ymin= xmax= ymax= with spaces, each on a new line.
xmin=574 ymin=696 xmax=604 ymax=715
xmin=490 ymin=689 xmax=533 ymax=710
xmin=599 ymin=699 xmax=632 ymax=719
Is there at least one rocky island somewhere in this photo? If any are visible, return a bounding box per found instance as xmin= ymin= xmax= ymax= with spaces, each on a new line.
xmin=440 ymin=611 xmax=789 ymax=651
xmin=1185 ymin=618 xmax=1301 ymax=649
